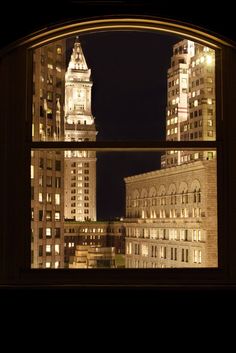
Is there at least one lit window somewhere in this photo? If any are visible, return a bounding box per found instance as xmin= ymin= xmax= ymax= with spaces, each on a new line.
xmin=55 ymin=244 xmax=60 ymax=255
xmin=206 ymin=55 xmax=213 ymax=65
xmin=57 ymin=46 xmax=62 ymax=55
xmin=46 ymin=246 xmax=51 ymax=255
xmin=55 ymin=193 xmax=60 ymax=205
xmin=46 ymin=228 xmax=51 ymax=237
xmin=141 ymin=244 xmax=148 ymax=257
xmin=31 ymin=165 xmax=34 ymax=179
xmin=55 ymin=212 xmax=61 ymax=221
xmin=207 ymin=98 xmax=212 ymax=105
xmin=208 ymin=119 xmax=213 ymax=126
xmin=198 ymin=230 xmax=201 ymax=241
xmin=46 ymin=193 xmax=52 ymax=203
xmin=199 ymin=250 xmax=202 ymax=263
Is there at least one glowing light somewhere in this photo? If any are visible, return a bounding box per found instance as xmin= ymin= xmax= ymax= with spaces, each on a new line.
xmin=207 ymin=98 xmax=212 ymax=105
xmin=206 ymin=55 xmax=212 ymax=65
xmin=31 ymin=165 xmax=34 ymax=179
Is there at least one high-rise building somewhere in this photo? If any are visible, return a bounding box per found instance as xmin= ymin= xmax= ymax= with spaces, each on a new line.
xmin=124 ymin=40 xmax=217 ymax=268
xmin=64 ymin=38 xmax=97 ymax=221
xmin=162 ymin=40 xmax=216 ymax=168
xmin=31 ymin=40 xmax=66 ymax=268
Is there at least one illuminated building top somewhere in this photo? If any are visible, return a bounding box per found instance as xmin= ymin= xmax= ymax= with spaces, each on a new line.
xmin=65 ymin=37 xmax=95 ymax=130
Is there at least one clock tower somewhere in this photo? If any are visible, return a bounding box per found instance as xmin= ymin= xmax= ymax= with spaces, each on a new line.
xmin=64 ymin=37 xmax=97 ymax=221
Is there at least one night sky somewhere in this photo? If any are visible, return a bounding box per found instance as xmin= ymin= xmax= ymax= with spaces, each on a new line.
xmin=67 ymin=31 xmax=181 ymax=219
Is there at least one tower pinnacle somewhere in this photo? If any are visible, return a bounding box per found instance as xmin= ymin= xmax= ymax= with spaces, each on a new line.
xmin=68 ymin=37 xmax=88 ymax=71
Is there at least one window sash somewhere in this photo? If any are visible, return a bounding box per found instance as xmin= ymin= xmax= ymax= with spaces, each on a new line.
xmin=20 ymin=18 xmax=229 ymax=285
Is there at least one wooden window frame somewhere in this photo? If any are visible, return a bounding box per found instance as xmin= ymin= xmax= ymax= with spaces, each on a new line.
xmin=1 ymin=16 xmax=236 ymax=288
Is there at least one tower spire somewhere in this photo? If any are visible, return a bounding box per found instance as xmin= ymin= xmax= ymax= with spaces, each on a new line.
xmin=68 ymin=37 xmax=88 ymax=71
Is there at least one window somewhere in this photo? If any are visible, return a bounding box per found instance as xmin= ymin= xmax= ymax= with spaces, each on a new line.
xmin=46 ymin=228 xmax=52 ymax=237
xmin=38 ymin=228 xmax=43 ymax=239
xmin=55 ymin=194 xmax=60 ymax=205
xmin=2 ymin=15 xmax=235 ymax=287
xmin=46 ymin=176 xmax=52 ymax=187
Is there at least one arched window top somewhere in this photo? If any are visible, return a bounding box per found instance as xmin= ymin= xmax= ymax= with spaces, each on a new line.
xmin=149 ymin=186 xmax=157 ymax=197
xmin=2 ymin=16 xmax=233 ymax=55
xmin=133 ymin=189 xmax=140 ymax=199
xmin=141 ymin=188 xmax=148 ymax=199
xmin=190 ymin=179 xmax=201 ymax=192
xmin=168 ymin=183 xmax=177 ymax=195
xmin=179 ymin=181 xmax=188 ymax=194
xmin=158 ymin=185 xmax=166 ymax=196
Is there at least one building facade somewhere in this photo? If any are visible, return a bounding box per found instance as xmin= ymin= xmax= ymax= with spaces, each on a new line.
xmin=123 ymin=40 xmax=217 ymax=268
xmin=69 ymin=245 xmax=116 ymax=268
xmin=162 ymin=40 xmax=216 ymax=168
xmin=31 ymin=40 xmax=66 ymax=268
xmin=64 ymin=221 xmax=125 ymax=267
xmin=64 ymin=38 xmax=97 ymax=221
xmin=124 ymin=159 xmax=217 ymax=268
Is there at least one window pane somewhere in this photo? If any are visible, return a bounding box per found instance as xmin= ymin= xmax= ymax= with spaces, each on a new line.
xmin=31 ymin=150 xmax=217 ymax=269
xmin=32 ymin=33 xmax=216 ymax=142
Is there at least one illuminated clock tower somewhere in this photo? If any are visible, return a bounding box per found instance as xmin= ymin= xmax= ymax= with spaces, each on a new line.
xmin=64 ymin=37 xmax=97 ymax=221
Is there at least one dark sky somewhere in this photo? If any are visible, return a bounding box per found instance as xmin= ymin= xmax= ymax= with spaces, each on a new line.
xmin=67 ymin=31 xmax=180 ymax=219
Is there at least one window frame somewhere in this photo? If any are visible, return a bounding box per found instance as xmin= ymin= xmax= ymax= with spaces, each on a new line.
xmin=1 ymin=16 xmax=236 ymax=288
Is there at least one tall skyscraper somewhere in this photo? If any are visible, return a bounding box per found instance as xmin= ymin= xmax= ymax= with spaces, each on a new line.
xmin=64 ymin=38 xmax=97 ymax=221
xmin=162 ymin=40 xmax=216 ymax=168
xmin=31 ymin=40 xmax=66 ymax=268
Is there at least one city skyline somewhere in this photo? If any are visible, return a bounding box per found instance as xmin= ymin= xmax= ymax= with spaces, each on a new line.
xmin=31 ymin=32 xmax=217 ymax=268
xmin=66 ymin=31 xmax=181 ymax=219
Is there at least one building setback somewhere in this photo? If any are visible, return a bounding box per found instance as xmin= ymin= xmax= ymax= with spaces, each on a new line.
xmin=31 ymin=40 xmax=66 ymax=268
xmin=64 ymin=38 xmax=97 ymax=222
xmin=64 ymin=221 xmax=125 ymax=267
xmin=69 ymin=245 xmax=116 ymax=268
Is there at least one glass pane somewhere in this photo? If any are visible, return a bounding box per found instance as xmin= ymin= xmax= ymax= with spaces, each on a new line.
xmin=32 ymin=32 xmax=216 ymax=142
xmin=31 ymin=149 xmax=217 ymax=269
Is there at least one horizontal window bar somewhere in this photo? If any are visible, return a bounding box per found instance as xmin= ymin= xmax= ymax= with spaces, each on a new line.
xmin=30 ymin=141 xmax=218 ymax=151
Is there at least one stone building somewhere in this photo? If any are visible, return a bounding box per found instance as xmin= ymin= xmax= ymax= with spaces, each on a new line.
xmin=124 ymin=159 xmax=217 ymax=268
